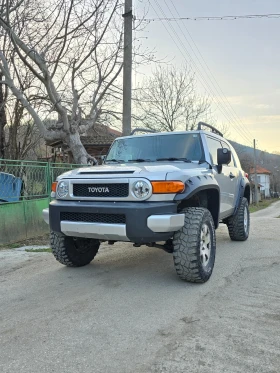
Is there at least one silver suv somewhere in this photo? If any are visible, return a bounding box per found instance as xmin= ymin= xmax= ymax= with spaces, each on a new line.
xmin=43 ymin=123 xmax=250 ymax=283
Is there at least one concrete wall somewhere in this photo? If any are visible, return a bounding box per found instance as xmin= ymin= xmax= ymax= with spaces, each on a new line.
xmin=250 ymin=186 xmax=261 ymax=204
xmin=0 ymin=198 xmax=49 ymax=245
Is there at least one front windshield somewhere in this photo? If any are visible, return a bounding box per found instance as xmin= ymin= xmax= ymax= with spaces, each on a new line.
xmin=106 ymin=133 xmax=203 ymax=163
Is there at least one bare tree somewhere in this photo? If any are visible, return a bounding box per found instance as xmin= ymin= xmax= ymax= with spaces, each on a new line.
xmin=0 ymin=29 xmax=9 ymax=158
xmin=133 ymin=65 xmax=211 ymax=132
xmin=4 ymin=58 xmax=44 ymax=158
xmin=0 ymin=0 xmax=125 ymax=164
xmin=0 ymin=18 xmax=52 ymax=159
xmin=232 ymin=143 xmax=254 ymax=174
xmin=0 ymin=72 xmax=7 ymax=158
xmin=239 ymin=154 xmax=254 ymax=174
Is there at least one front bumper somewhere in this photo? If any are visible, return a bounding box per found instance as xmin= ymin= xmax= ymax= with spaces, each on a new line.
xmin=43 ymin=200 xmax=185 ymax=244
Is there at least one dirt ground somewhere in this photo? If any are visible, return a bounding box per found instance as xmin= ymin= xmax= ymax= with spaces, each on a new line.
xmin=0 ymin=233 xmax=50 ymax=250
xmin=1 ymin=215 xmax=280 ymax=373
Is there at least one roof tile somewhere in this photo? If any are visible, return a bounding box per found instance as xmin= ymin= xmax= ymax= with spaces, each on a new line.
xmin=249 ymin=166 xmax=271 ymax=175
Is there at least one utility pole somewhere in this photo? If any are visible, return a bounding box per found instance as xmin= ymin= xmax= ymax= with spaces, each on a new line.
xmin=122 ymin=0 xmax=133 ymax=136
xmin=253 ymin=139 xmax=258 ymax=205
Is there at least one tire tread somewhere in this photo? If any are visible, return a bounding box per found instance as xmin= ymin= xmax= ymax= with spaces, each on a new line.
xmin=227 ymin=198 xmax=250 ymax=241
xmin=50 ymin=231 xmax=100 ymax=267
xmin=173 ymin=207 xmax=216 ymax=283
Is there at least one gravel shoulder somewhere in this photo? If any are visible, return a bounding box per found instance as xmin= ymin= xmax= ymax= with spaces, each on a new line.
xmin=251 ymin=199 xmax=280 ymax=218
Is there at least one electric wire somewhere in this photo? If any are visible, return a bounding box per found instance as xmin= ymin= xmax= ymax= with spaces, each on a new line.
xmin=166 ymin=0 xmax=258 ymax=147
xmin=141 ymin=13 xmax=280 ymax=22
xmin=162 ymin=0 xmax=255 ymax=145
xmin=150 ymin=0 xmax=253 ymax=146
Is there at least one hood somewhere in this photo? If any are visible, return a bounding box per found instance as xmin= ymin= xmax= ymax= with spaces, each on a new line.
xmin=58 ymin=162 xmax=210 ymax=181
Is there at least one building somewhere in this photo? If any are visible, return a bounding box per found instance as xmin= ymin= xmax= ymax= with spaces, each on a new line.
xmin=46 ymin=124 xmax=121 ymax=164
xmin=249 ymin=166 xmax=271 ymax=198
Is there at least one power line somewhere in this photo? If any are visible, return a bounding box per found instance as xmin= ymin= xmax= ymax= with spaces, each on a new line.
xmin=150 ymin=0 xmax=253 ymax=146
xmin=141 ymin=13 xmax=280 ymax=22
xmin=166 ymin=0 xmax=258 ymax=146
xmin=153 ymin=0 xmax=251 ymax=144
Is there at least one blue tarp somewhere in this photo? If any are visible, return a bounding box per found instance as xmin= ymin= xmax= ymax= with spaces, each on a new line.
xmin=0 ymin=172 xmax=22 ymax=202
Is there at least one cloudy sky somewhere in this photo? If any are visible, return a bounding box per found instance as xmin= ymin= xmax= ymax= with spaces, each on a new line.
xmin=134 ymin=0 xmax=280 ymax=152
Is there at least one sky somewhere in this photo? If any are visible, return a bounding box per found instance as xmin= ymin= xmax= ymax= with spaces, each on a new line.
xmin=133 ymin=0 xmax=280 ymax=153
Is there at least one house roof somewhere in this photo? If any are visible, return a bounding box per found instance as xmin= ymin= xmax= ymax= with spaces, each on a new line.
xmin=80 ymin=134 xmax=116 ymax=146
xmin=107 ymin=127 xmax=122 ymax=136
xmin=81 ymin=125 xmax=121 ymax=146
xmin=249 ymin=166 xmax=271 ymax=175
xmin=46 ymin=124 xmax=122 ymax=147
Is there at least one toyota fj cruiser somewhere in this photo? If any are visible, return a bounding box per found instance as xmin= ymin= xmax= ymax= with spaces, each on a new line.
xmin=43 ymin=122 xmax=250 ymax=283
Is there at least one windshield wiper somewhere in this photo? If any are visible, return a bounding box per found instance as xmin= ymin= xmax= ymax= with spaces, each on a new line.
xmin=156 ymin=157 xmax=191 ymax=163
xmin=105 ymin=159 xmax=124 ymax=164
xmin=128 ymin=159 xmax=153 ymax=163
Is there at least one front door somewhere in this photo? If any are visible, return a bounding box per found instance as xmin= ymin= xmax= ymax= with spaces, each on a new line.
xmin=205 ymin=136 xmax=236 ymax=216
xmin=215 ymin=164 xmax=238 ymax=214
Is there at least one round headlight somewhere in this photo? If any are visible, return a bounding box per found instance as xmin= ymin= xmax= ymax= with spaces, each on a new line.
xmin=133 ymin=180 xmax=151 ymax=199
xmin=57 ymin=180 xmax=69 ymax=198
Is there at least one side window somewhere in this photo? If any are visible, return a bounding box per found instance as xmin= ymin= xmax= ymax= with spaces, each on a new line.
xmin=205 ymin=136 xmax=222 ymax=165
xmin=221 ymin=141 xmax=235 ymax=167
xmin=230 ymin=145 xmax=242 ymax=169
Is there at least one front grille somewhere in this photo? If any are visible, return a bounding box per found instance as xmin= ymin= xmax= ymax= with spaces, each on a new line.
xmin=73 ymin=183 xmax=129 ymax=197
xmin=61 ymin=212 xmax=126 ymax=224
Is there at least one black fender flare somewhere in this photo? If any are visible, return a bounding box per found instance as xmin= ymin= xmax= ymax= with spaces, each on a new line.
xmin=233 ymin=177 xmax=250 ymax=216
xmin=174 ymin=175 xmax=220 ymax=228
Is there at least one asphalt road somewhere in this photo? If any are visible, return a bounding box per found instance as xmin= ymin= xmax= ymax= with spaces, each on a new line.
xmin=1 ymin=203 xmax=280 ymax=373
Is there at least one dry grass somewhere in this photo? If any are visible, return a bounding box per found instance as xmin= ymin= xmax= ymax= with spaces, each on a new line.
xmin=249 ymin=198 xmax=279 ymax=213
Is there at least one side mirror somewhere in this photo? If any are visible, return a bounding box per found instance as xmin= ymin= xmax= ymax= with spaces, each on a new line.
xmin=217 ymin=148 xmax=231 ymax=165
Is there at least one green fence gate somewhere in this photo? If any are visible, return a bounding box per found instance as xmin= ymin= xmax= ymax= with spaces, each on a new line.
xmin=0 ymin=159 xmax=85 ymax=245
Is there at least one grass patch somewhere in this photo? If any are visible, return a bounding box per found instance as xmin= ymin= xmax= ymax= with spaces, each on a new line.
xmin=0 ymin=233 xmax=50 ymax=251
xmin=25 ymin=248 xmax=52 ymax=253
xmin=4 ymin=243 xmax=22 ymax=249
xmin=249 ymin=198 xmax=279 ymax=213
xmin=0 ymin=242 xmax=23 ymax=250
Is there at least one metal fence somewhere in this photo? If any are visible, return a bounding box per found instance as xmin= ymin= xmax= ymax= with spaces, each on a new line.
xmin=0 ymin=159 xmax=87 ymax=244
xmin=0 ymin=159 xmax=85 ymax=203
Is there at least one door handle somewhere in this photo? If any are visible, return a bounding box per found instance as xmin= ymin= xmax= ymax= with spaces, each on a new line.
xmin=229 ymin=172 xmax=235 ymax=179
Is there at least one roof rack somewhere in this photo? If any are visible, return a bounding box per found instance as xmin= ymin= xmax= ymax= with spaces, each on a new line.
xmin=130 ymin=128 xmax=156 ymax=136
xmin=197 ymin=122 xmax=223 ymax=137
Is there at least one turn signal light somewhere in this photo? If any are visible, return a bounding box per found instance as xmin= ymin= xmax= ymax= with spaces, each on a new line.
xmin=151 ymin=181 xmax=185 ymax=194
xmin=51 ymin=182 xmax=58 ymax=192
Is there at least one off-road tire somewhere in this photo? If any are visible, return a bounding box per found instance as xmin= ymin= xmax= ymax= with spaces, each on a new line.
xmin=173 ymin=207 xmax=216 ymax=283
xmin=50 ymin=231 xmax=100 ymax=267
xmin=227 ymin=197 xmax=250 ymax=241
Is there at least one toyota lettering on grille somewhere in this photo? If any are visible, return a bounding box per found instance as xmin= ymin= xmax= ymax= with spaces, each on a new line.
xmin=88 ymin=186 xmax=110 ymax=193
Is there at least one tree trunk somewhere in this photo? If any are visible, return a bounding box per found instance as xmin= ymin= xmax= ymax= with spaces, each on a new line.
xmin=8 ymin=101 xmax=24 ymax=159
xmin=0 ymin=74 xmax=7 ymax=159
xmin=66 ymin=132 xmax=90 ymax=165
